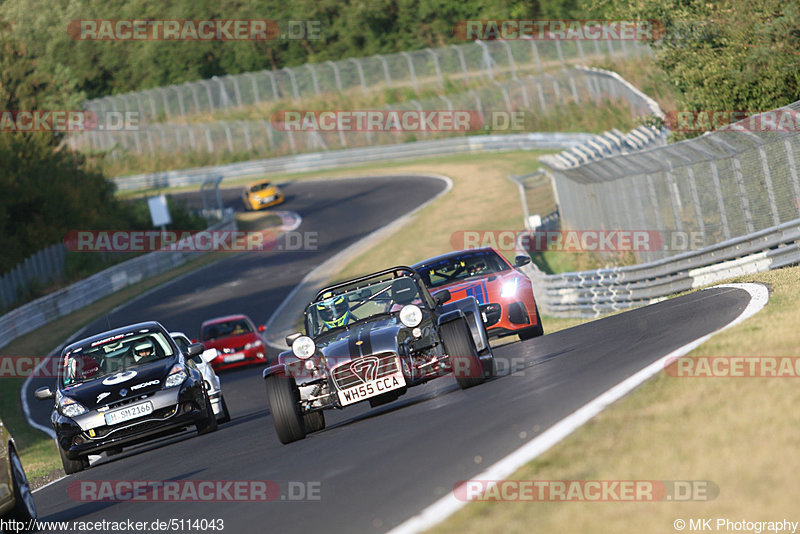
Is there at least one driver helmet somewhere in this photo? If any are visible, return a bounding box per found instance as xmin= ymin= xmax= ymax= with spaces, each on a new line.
xmin=316 ymin=295 xmax=350 ymax=328
xmin=133 ymin=339 xmax=155 ymax=361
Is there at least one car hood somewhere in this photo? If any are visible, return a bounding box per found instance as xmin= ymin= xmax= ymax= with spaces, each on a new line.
xmin=316 ymin=317 xmax=404 ymax=367
xmin=429 ymin=271 xmax=515 ymax=304
xmin=203 ymin=333 xmax=259 ymax=351
xmin=61 ymin=358 xmax=176 ymax=410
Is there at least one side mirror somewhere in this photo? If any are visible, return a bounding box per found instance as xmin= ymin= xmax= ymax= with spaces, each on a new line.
xmin=35 ymin=387 xmax=55 ymax=401
xmin=200 ymin=348 xmax=218 ymax=364
xmin=433 ymin=290 xmax=451 ymax=306
xmin=285 ymin=332 xmax=303 ymax=347
xmin=258 ymin=325 xmax=266 ymax=333
xmin=514 ymin=255 xmax=531 ymax=267
xmin=187 ymin=342 xmax=205 ymax=357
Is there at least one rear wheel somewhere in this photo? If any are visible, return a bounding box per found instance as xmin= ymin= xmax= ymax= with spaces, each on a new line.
xmin=441 ymin=318 xmax=485 ymax=389
xmin=59 ymin=444 xmax=88 ymax=475
xmin=6 ymin=448 xmax=36 ymax=524
xmin=303 ymin=410 xmax=325 ymax=433
xmin=195 ymin=393 xmax=218 ymax=435
xmin=265 ymin=375 xmax=306 ymax=444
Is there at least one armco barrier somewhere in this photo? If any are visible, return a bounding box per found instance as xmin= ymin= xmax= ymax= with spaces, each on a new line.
xmin=0 ymin=214 xmax=236 ymax=351
xmin=521 ymin=218 xmax=800 ymax=317
xmin=112 ymin=132 xmax=595 ymax=191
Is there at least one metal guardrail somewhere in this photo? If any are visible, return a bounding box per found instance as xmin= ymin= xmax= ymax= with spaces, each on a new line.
xmin=112 ymin=132 xmax=596 ymax=191
xmin=0 ymin=213 xmax=237 ymax=351
xmin=521 ymin=218 xmax=800 ymax=317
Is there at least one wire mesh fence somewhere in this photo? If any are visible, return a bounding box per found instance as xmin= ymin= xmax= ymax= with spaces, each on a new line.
xmin=82 ymin=38 xmax=650 ymax=122
xmin=540 ymin=101 xmax=800 ymax=262
xmin=70 ymin=67 xmax=656 ymax=159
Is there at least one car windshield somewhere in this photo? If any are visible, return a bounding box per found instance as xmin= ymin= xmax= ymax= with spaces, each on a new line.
xmin=416 ymin=250 xmax=510 ymax=288
xmin=201 ymin=319 xmax=252 ymax=341
xmin=306 ymin=276 xmax=423 ymax=336
xmin=249 ymin=182 xmax=271 ymax=192
xmin=61 ymin=329 xmax=175 ymax=387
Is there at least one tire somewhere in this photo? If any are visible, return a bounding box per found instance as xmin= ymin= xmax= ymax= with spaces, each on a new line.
xmin=6 ymin=447 xmax=36 ymax=525
xmin=218 ymin=396 xmax=231 ymax=424
xmin=368 ymin=391 xmax=403 ymax=408
xmin=441 ymin=318 xmax=485 ymax=389
xmin=303 ymin=410 xmax=325 ymax=433
xmin=59 ymin=444 xmax=88 ymax=475
xmin=265 ymin=375 xmax=306 ymax=444
xmin=195 ymin=393 xmax=218 ymax=435
xmin=518 ymin=304 xmax=544 ymax=341
xmin=479 ymin=345 xmax=497 ymax=378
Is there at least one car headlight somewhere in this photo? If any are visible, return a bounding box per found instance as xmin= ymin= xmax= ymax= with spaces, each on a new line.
xmin=165 ymin=364 xmax=188 ymax=388
xmin=59 ymin=397 xmax=88 ymax=418
xmin=501 ymin=278 xmax=519 ymax=298
xmin=292 ymin=336 xmax=316 ymax=360
xmin=399 ymin=304 xmax=423 ymax=328
xmin=244 ymin=340 xmax=263 ymax=350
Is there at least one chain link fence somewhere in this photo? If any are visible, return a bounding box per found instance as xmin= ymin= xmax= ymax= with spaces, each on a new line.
xmin=70 ymin=67 xmax=655 ymax=159
xmin=541 ymin=101 xmax=800 ymax=263
xmin=83 ymin=39 xmax=649 ymax=122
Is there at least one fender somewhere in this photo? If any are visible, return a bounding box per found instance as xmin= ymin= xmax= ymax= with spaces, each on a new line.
xmin=262 ymin=350 xmax=297 ymax=379
xmin=441 ymin=296 xmax=489 ymax=353
xmin=437 ymin=309 xmax=464 ymax=326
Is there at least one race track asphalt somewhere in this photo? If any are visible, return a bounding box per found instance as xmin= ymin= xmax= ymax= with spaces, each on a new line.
xmin=26 ymin=175 xmax=753 ymax=533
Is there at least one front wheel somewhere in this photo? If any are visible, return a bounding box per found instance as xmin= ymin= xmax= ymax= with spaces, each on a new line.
xmin=518 ymin=304 xmax=544 ymax=340
xmin=265 ymin=375 xmax=306 ymax=444
xmin=6 ymin=448 xmax=36 ymax=525
xmin=59 ymin=444 xmax=88 ymax=475
xmin=441 ymin=318 xmax=485 ymax=389
xmin=303 ymin=410 xmax=325 ymax=433
xmin=196 ymin=393 xmax=218 ymax=435
xmin=218 ymin=396 xmax=231 ymax=424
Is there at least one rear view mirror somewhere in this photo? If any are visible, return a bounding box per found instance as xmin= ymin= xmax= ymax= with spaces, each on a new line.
xmin=201 ymin=348 xmax=218 ymax=364
xmin=434 ymin=290 xmax=451 ymax=305
xmin=285 ymin=332 xmax=303 ymax=347
xmin=258 ymin=325 xmax=266 ymax=333
xmin=35 ymin=387 xmax=55 ymax=400
xmin=187 ymin=342 xmax=205 ymax=357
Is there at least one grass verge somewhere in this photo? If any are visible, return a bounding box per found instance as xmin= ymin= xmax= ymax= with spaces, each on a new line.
xmin=430 ymin=266 xmax=799 ymax=533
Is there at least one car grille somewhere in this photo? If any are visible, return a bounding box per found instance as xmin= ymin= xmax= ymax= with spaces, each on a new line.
xmin=331 ymin=352 xmax=399 ymax=390
xmin=106 ymin=393 xmax=150 ymax=410
xmin=86 ymin=406 xmax=179 ymax=440
xmin=222 ymin=345 xmax=246 ymax=353
xmin=481 ymin=303 xmax=502 ymax=327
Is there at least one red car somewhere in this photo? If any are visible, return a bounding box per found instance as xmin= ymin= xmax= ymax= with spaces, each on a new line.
xmin=199 ymin=314 xmax=267 ymax=371
xmin=412 ymin=247 xmax=543 ymax=340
